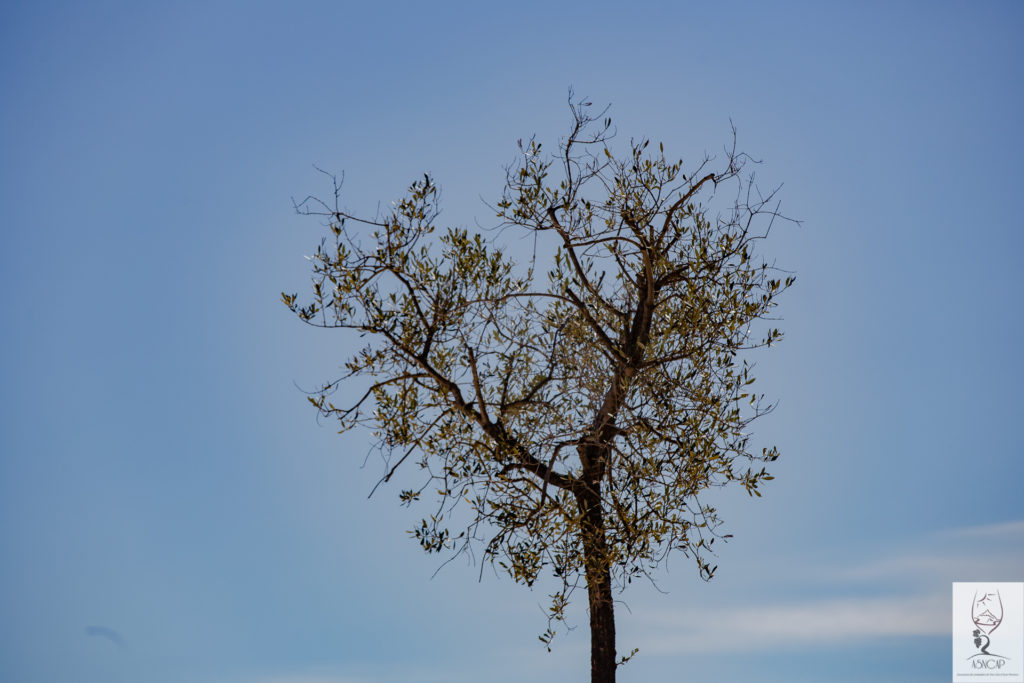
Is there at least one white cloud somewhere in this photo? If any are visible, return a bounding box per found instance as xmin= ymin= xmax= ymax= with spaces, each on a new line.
xmin=241 ymin=666 xmax=472 ymax=683
xmin=251 ymin=677 xmax=368 ymax=683
xmin=637 ymin=593 xmax=947 ymax=654
xmin=626 ymin=519 xmax=1024 ymax=655
xmin=945 ymin=519 xmax=1024 ymax=539
xmin=839 ymin=520 xmax=1024 ymax=583
xmin=242 ymin=675 xmax=372 ymax=683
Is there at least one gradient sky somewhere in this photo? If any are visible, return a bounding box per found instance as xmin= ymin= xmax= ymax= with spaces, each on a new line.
xmin=2 ymin=2 xmax=1023 ymax=682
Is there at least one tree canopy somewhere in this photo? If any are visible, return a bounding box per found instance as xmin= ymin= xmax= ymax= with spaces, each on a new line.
xmin=284 ymin=98 xmax=794 ymax=683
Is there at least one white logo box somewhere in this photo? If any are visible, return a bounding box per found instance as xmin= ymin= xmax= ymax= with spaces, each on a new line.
xmin=953 ymin=582 xmax=1024 ymax=682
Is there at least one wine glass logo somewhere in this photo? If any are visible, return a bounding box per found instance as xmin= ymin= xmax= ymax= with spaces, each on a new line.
xmin=971 ymin=590 xmax=1004 ymax=655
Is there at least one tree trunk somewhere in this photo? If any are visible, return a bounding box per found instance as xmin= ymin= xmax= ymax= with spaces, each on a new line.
xmin=578 ymin=486 xmax=616 ymax=683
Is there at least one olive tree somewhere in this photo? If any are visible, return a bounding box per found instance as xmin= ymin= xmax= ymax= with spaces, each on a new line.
xmin=284 ymin=99 xmax=793 ymax=683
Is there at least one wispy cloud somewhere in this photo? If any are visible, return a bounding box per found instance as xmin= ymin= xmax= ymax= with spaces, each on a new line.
xmin=944 ymin=520 xmax=1024 ymax=539
xmin=638 ymin=593 xmax=947 ymax=653
xmin=245 ymin=669 xmax=460 ymax=683
xmin=84 ymin=624 xmax=125 ymax=648
xmin=628 ymin=519 xmax=1024 ymax=655
xmin=250 ymin=676 xmax=371 ymax=683
xmin=838 ymin=520 xmax=1024 ymax=583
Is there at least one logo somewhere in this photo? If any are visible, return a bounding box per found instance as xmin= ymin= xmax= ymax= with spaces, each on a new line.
xmin=972 ymin=590 xmax=1005 ymax=658
xmin=953 ymin=583 xmax=1023 ymax=682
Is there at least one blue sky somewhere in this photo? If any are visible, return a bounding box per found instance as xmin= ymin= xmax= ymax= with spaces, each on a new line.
xmin=1 ymin=2 xmax=1022 ymax=682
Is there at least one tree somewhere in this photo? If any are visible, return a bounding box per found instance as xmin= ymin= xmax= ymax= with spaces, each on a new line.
xmin=284 ymin=98 xmax=794 ymax=683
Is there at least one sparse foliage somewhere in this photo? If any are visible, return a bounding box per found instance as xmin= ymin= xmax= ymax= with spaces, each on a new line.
xmin=285 ymin=97 xmax=794 ymax=683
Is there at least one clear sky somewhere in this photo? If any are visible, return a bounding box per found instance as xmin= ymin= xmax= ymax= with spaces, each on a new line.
xmin=1 ymin=2 xmax=1022 ymax=682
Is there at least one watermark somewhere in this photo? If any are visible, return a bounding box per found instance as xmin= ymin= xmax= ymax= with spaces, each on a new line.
xmin=953 ymin=583 xmax=1023 ymax=682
